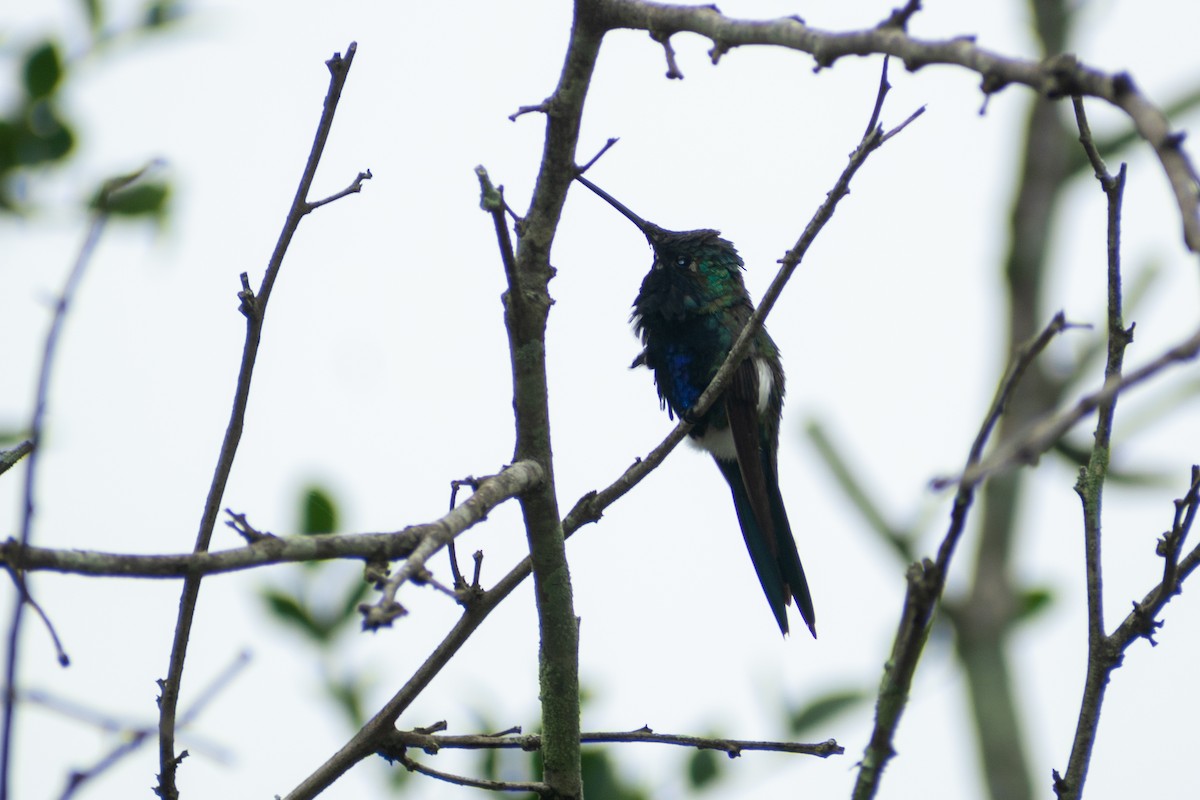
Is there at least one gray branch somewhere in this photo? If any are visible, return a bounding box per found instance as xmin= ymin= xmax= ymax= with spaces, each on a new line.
xmin=0 ymin=461 xmax=543 ymax=581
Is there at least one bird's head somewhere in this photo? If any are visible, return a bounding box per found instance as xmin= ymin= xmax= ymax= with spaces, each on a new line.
xmin=575 ymin=174 xmax=744 ymax=278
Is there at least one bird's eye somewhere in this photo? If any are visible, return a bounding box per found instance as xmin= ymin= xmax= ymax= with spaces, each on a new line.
xmin=675 ymin=255 xmax=689 ymax=268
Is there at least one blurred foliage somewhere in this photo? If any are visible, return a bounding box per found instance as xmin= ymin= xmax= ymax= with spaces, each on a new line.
xmin=1 ymin=0 xmax=186 ymax=215
xmin=1014 ymin=585 xmax=1056 ymax=625
xmin=686 ymin=745 xmax=720 ymax=791
xmin=90 ymin=174 xmax=171 ymax=220
xmin=258 ymin=485 xmax=377 ymax=732
xmin=788 ymin=687 xmax=869 ymax=738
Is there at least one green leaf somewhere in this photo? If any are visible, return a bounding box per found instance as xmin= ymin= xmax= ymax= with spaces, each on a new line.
xmin=687 ymin=747 xmax=721 ymax=790
xmin=23 ymin=41 xmax=63 ymax=99
xmin=1015 ymin=585 xmax=1055 ymax=624
xmin=17 ymin=101 xmax=75 ymax=167
xmin=300 ymin=486 xmax=339 ymax=535
xmin=93 ymin=180 xmax=170 ymax=218
xmin=324 ymin=673 xmax=367 ymax=727
xmin=788 ymin=688 xmax=868 ymax=736
xmin=580 ymin=749 xmax=647 ymax=800
xmin=260 ymin=588 xmax=332 ymax=644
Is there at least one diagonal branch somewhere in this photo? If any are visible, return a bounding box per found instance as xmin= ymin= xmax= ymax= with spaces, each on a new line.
xmin=156 ymin=42 xmax=366 ymax=800
xmin=389 ymin=749 xmax=550 ymax=796
xmin=359 ymin=461 xmax=544 ymax=628
xmin=853 ymin=311 xmax=1075 ymax=800
xmin=939 ymin=326 xmax=1200 ymax=490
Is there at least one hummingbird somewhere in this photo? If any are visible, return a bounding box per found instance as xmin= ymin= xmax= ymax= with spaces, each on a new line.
xmin=577 ymin=174 xmax=816 ymax=638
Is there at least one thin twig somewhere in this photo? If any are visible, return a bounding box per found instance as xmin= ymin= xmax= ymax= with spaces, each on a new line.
xmin=391 ymin=750 xmax=550 ymax=796
xmin=1156 ymin=466 xmax=1200 ymax=603
xmin=58 ymin=651 xmax=249 ymax=800
xmin=359 ymin=462 xmax=543 ymax=628
xmin=155 ymin=42 xmax=364 ymax=800
xmin=381 ymin=726 xmax=843 ymax=758
xmin=307 ymin=169 xmax=372 ymax=211
xmin=938 ymin=325 xmax=1200 ymax=489
xmin=852 ymin=311 xmax=1074 ymax=800
xmin=0 ymin=164 xmax=151 ymax=796
xmin=474 ymin=166 xmax=519 ymax=291
xmin=1055 ymin=95 xmax=1132 ymax=800
xmin=0 ymin=442 xmax=33 ymax=477
xmin=649 ymin=31 xmax=683 ymax=79
xmin=577 ymin=137 xmax=620 ymax=175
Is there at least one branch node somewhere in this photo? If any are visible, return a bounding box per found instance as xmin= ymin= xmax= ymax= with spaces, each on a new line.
xmin=325 ymin=42 xmax=357 ymax=76
xmin=223 ymin=510 xmax=276 ymax=544
xmin=877 ymin=0 xmax=922 ymax=31
xmin=236 ymin=272 xmax=257 ymax=319
xmin=1042 ymin=53 xmax=1082 ymax=99
xmin=1111 ymin=71 xmax=1135 ymax=97
xmin=364 ymin=557 xmax=391 ymax=588
xmin=1129 ymin=601 xmax=1164 ymax=646
xmin=360 ymin=599 xmax=407 ymax=630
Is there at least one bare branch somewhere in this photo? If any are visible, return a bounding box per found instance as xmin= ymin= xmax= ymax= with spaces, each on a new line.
xmin=381 ymin=725 xmax=842 ymax=758
xmin=306 ymin=168 xmax=373 ymax=211
xmin=594 ymin=0 xmax=1200 ymax=251
xmin=156 ymin=41 xmax=364 ymax=800
xmin=1056 ymin=96 xmax=1131 ymax=798
xmin=939 ymin=326 xmax=1200 ymax=489
xmin=853 ymin=311 xmax=1074 ymax=800
xmin=649 ymin=31 xmax=683 ymax=79
xmin=2 ymin=529 xmax=431 ymax=580
xmin=56 ymin=651 xmax=248 ymax=800
xmin=358 ymin=461 xmax=544 ymax=628
xmin=0 ymin=442 xmax=32 ymax=477
xmin=389 ymin=749 xmax=550 ymax=796
xmin=0 ymin=158 xmax=158 ymax=794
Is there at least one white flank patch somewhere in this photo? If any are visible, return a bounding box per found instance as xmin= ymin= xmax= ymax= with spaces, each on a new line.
xmin=689 ymin=357 xmax=771 ymax=459
xmin=755 ymin=357 xmax=773 ymax=413
xmin=690 ymin=426 xmax=737 ymax=460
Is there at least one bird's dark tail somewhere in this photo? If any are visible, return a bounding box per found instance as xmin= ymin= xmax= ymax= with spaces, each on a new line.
xmin=715 ymin=457 xmax=816 ymax=638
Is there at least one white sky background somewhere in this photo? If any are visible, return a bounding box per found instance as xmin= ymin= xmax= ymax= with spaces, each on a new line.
xmin=4 ymin=1 xmax=1200 ymax=798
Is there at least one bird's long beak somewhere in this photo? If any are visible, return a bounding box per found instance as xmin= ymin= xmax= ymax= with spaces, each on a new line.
xmin=575 ymin=174 xmax=660 ymax=242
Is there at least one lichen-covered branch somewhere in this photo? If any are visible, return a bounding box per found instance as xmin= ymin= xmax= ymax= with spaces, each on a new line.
xmin=0 ymin=462 xmax=540 ymax=581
